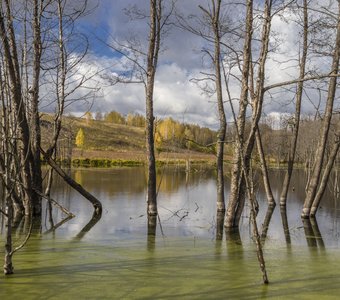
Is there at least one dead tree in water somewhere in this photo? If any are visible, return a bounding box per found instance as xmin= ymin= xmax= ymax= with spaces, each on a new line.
xmin=302 ymin=1 xmax=340 ymax=218
xmin=280 ymin=0 xmax=308 ymax=207
xmin=225 ymin=0 xmax=273 ymax=228
xmin=0 ymin=0 xmax=101 ymax=274
xmin=104 ymin=0 xmax=175 ymax=216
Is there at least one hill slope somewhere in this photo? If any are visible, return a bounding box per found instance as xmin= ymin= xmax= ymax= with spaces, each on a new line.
xmin=40 ymin=114 xmax=215 ymax=163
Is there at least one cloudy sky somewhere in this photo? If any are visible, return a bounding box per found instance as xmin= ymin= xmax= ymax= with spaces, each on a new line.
xmin=61 ymin=0 xmax=339 ymax=128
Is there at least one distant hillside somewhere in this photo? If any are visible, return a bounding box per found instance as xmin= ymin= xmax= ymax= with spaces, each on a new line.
xmin=40 ymin=114 xmax=216 ymax=163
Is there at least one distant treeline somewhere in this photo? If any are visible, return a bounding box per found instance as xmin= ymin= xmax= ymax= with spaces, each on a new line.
xmin=94 ymin=110 xmax=216 ymax=153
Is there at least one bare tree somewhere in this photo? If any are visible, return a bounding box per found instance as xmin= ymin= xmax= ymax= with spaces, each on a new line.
xmin=225 ymin=0 xmax=273 ymax=228
xmin=279 ymin=0 xmax=309 ymax=206
xmin=302 ymin=1 xmax=340 ymax=218
xmin=104 ymin=0 xmax=174 ymax=216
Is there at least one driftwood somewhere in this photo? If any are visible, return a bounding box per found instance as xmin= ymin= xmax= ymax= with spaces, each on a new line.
xmin=40 ymin=147 xmax=102 ymax=214
xmin=34 ymin=189 xmax=75 ymax=217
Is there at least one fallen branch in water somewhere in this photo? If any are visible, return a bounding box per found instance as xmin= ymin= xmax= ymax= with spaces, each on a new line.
xmin=34 ymin=190 xmax=75 ymax=217
xmin=43 ymin=215 xmax=74 ymax=234
xmin=40 ymin=147 xmax=102 ymax=214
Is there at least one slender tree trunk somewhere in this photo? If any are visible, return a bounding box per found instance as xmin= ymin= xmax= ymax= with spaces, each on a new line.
xmin=280 ymin=0 xmax=308 ymax=206
xmin=0 ymin=2 xmax=34 ymax=216
xmin=211 ymin=0 xmax=226 ymax=212
xmin=4 ymin=193 xmax=14 ymax=274
xmin=146 ymin=0 xmax=161 ymax=216
xmin=227 ymin=0 xmax=273 ymax=228
xmin=302 ymin=3 xmax=340 ymax=218
xmin=29 ymin=0 xmax=43 ymax=216
xmin=225 ymin=0 xmax=253 ymax=228
xmin=256 ymin=127 xmax=275 ymax=206
xmin=311 ymin=135 xmax=340 ymax=216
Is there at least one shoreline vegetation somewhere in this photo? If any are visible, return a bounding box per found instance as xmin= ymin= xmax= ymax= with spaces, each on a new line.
xmin=40 ymin=114 xmax=315 ymax=170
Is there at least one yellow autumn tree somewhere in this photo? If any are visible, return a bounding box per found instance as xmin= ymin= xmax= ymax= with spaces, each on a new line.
xmin=75 ymin=128 xmax=85 ymax=148
xmin=155 ymin=118 xmax=185 ymax=149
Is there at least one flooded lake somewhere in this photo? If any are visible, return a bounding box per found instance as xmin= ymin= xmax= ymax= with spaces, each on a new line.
xmin=1 ymin=166 xmax=340 ymax=299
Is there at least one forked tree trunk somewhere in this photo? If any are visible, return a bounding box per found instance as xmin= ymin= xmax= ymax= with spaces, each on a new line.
xmin=311 ymin=135 xmax=340 ymax=216
xmin=226 ymin=0 xmax=272 ymax=228
xmin=225 ymin=0 xmax=253 ymax=228
xmin=302 ymin=3 xmax=340 ymax=218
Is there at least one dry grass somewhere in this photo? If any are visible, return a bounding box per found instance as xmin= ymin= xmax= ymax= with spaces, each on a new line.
xmin=41 ymin=114 xmax=220 ymax=164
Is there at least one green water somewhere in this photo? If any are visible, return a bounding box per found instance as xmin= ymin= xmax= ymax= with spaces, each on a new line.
xmin=1 ymin=235 xmax=340 ymax=299
xmin=0 ymin=167 xmax=340 ymax=299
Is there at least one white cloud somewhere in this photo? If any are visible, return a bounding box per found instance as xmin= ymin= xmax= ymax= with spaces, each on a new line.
xmin=41 ymin=1 xmax=339 ymax=128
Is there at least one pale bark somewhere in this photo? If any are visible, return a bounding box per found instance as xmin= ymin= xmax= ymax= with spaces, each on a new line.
xmin=226 ymin=0 xmax=273 ymax=228
xmin=280 ymin=0 xmax=308 ymax=206
xmin=199 ymin=0 xmax=226 ymax=212
xmin=213 ymin=0 xmax=227 ymax=212
xmin=310 ymin=135 xmax=340 ymax=216
xmin=256 ymin=127 xmax=275 ymax=206
xmin=225 ymin=0 xmax=253 ymax=228
xmin=302 ymin=3 xmax=340 ymax=218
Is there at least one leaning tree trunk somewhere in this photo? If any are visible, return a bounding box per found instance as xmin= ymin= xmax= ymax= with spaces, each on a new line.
xmin=255 ymin=127 xmax=275 ymax=206
xmin=302 ymin=4 xmax=340 ymax=218
xmin=311 ymin=134 xmax=340 ymax=216
xmin=280 ymin=0 xmax=308 ymax=207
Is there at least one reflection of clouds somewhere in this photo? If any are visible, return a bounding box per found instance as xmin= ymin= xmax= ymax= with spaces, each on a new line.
xmin=48 ymin=167 xmax=340 ymax=247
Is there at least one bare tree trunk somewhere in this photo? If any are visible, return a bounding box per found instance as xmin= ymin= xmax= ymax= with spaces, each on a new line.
xmin=302 ymin=3 xmax=340 ymax=218
xmin=213 ymin=0 xmax=227 ymax=213
xmin=256 ymin=128 xmax=275 ymax=206
xmin=198 ymin=0 xmax=226 ymax=212
xmin=146 ymin=0 xmax=162 ymax=216
xmin=311 ymin=135 xmax=340 ymax=216
xmin=0 ymin=1 xmax=34 ymax=216
xmin=227 ymin=0 xmax=273 ymax=228
xmin=41 ymin=149 xmax=102 ymax=214
xmin=4 ymin=193 xmax=13 ymax=275
xmin=29 ymin=0 xmax=43 ymax=216
xmin=225 ymin=0 xmax=253 ymax=228
xmin=280 ymin=0 xmax=308 ymax=206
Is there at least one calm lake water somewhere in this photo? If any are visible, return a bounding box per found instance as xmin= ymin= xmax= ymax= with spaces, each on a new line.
xmin=1 ymin=166 xmax=340 ymax=299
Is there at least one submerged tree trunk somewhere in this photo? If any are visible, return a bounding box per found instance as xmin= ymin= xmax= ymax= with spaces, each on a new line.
xmin=213 ymin=0 xmax=227 ymax=213
xmin=226 ymin=0 xmax=272 ymax=228
xmin=29 ymin=0 xmax=43 ymax=216
xmin=302 ymin=3 xmax=340 ymax=218
xmin=4 ymin=193 xmax=13 ymax=275
xmin=311 ymin=135 xmax=340 ymax=216
xmin=0 ymin=0 xmax=42 ymax=217
xmin=146 ymin=0 xmax=162 ymax=216
xmin=41 ymin=149 xmax=102 ymax=214
xmin=198 ymin=0 xmax=226 ymax=212
xmin=280 ymin=0 xmax=308 ymax=207
xmin=256 ymin=127 xmax=275 ymax=206
xmin=225 ymin=0 xmax=253 ymax=228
